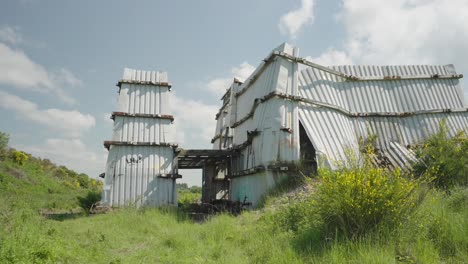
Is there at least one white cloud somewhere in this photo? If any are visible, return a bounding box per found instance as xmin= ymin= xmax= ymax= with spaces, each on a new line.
xmin=0 ymin=25 xmax=22 ymax=45
xmin=279 ymin=0 xmax=315 ymax=38
xmin=171 ymin=93 xmax=218 ymax=148
xmin=0 ymin=91 xmax=95 ymax=137
xmin=334 ymin=0 xmax=468 ymax=66
xmin=205 ymin=62 xmax=255 ymax=98
xmin=0 ymin=42 xmax=80 ymax=104
xmin=305 ymin=48 xmax=353 ymax=66
xmin=309 ymin=0 xmax=468 ymax=102
xmin=103 ymin=113 xmax=113 ymax=125
xmin=18 ymin=138 xmax=107 ymax=178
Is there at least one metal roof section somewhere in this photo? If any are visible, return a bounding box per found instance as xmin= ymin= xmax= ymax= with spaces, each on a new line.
xmin=117 ymin=68 xmax=171 ymax=87
xmin=297 ymin=60 xmax=468 ymax=169
xmin=101 ymin=68 xmax=177 ymax=207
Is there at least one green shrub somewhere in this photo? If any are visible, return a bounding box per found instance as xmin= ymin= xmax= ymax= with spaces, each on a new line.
xmin=413 ymin=122 xmax=468 ymax=189
xmin=11 ymin=150 xmax=28 ymax=166
xmin=78 ymin=191 xmax=101 ymax=214
xmin=315 ymin=167 xmax=423 ymax=239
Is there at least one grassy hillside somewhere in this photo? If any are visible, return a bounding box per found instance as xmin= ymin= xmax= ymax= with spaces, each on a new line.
xmin=0 ymin=128 xmax=467 ymax=263
xmin=0 ymin=149 xmax=102 ymax=213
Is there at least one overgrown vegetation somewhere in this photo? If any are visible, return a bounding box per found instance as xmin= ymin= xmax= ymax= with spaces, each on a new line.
xmin=413 ymin=121 xmax=468 ymax=189
xmin=177 ymin=183 xmax=202 ymax=207
xmin=0 ymin=127 xmax=467 ymax=263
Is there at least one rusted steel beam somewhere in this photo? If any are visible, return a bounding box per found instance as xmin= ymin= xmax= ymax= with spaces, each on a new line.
xmin=116 ymin=80 xmax=172 ymax=89
xmin=103 ymin=141 xmax=178 ymax=150
xmin=111 ymin=112 xmax=175 ymax=122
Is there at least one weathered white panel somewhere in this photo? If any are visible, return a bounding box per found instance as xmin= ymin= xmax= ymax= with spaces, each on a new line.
xmin=112 ymin=116 xmax=174 ymax=143
xmin=118 ymin=84 xmax=171 ymax=115
xmin=299 ymin=65 xmax=465 ymax=114
xmin=230 ymin=171 xmax=287 ymax=207
xmin=103 ymin=145 xmax=176 ymax=207
xmin=231 ymin=43 xmax=300 ymax=171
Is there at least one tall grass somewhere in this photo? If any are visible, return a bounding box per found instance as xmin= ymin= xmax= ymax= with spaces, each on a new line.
xmin=1 ymin=127 xmax=467 ymax=263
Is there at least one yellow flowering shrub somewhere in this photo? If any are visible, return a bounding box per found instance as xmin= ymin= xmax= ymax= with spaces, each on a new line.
xmin=11 ymin=150 xmax=28 ymax=166
xmin=316 ymin=166 xmax=421 ymax=239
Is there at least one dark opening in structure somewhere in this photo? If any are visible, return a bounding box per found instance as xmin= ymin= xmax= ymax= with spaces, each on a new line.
xmin=299 ymin=121 xmax=317 ymax=175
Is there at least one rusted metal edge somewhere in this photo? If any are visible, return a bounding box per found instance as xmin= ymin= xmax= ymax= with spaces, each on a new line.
xmin=157 ymin=174 xmax=182 ymax=179
xmin=103 ymin=141 xmax=178 ymax=150
xmin=235 ymin=52 xmax=277 ymax=98
xmin=234 ymin=51 xmax=463 ymax=99
xmin=111 ymin=112 xmax=175 ymax=122
xmin=215 ymin=103 xmax=230 ymax=120
xmin=275 ymin=51 xmax=464 ymax=81
xmin=211 ymin=134 xmax=233 ymax=144
xmin=116 ymin=80 xmax=172 ymax=89
xmin=229 ymin=163 xmax=298 ymax=178
xmin=229 ymin=129 xmax=261 ymax=153
xmin=231 ymin=91 xmax=468 ymax=128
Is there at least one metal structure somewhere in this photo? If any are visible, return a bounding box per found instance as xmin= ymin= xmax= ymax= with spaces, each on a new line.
xmin=211 ymin=43 xmax=468 ymax=207
xmin=101 ymin=68 xmax=178 ymax=207
xmin=100 ymin=43 xmax=468 ymax=209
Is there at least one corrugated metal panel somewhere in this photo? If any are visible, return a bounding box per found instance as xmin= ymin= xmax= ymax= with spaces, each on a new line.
xmin=112 ymin=116 xmax=175 ymax=143
xmin=299 ymin=65 xmax=465 ymax=114
xmin=122 ymin=67 xmax=168 ymax=83
xmin=103 ymin=145 xmax=176 ymax=207
xmin=118 ymin=83 xmax=170 ymax=115
xmin=230 ymin=171 xmax=287 ymax=207
xmin=298 ymin=63 xmax=468 ymax=168
xmin=102 ymin=68 xmax=176 ymax=207
xmin=231 ymin=43 xmax=300 ymax=169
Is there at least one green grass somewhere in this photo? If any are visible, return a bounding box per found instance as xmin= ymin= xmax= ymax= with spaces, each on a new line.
xmin=0 ymin=141 xmax=467 ymax=263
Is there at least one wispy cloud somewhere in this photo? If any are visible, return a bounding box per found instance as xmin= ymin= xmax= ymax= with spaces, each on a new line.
xmin=171 ymin=93 xmax=218 ymax=148
xmin=279 ymin=0 xmax=315 ymax=39
xmin=205 ymin=62 xmax=255 ymax=98
xmin=305 ymin=48 xmax=353 ymax=66
xmin=0 ymin=27 xmax=81 ymax=104
xmin=0 ymin=25 xmax=23 ymax=45
xmin=0 ymin=91 xmax=95 ymax=138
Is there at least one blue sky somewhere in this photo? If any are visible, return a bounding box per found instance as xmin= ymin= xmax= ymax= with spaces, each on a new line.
xmin=1 ymin=0 xmax=467 ymax=186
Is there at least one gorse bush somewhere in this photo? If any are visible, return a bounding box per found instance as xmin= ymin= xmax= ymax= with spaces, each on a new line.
xmin=11 ymin=150 xmax=28 ymax=166
xmin=413 ymin=122 xmax=468 ymax=189
xmin=315 ymin=167 xmax=422 ymax=239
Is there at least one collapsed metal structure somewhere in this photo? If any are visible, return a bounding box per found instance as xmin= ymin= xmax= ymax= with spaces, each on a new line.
xmin=210 ymin=43 xmax=468 ymax=206
xmin=101 ymin=43 xmax=468 ymax=208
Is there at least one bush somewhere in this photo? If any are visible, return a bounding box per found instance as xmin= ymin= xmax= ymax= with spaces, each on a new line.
xmin=11 ymin=150 xmax=28 ymax=166
xmin=78 ymin=191 xmax=101 ymax=214
xmin=315 ymin=167 xmax=422 ymax=239
xmin=413 ymin=122 xmax=468 ymax=189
